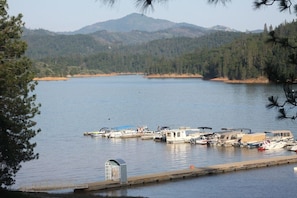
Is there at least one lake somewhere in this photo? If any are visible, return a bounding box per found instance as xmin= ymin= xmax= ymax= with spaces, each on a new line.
xmin=13 ymin=75 xmax=297 ymax=197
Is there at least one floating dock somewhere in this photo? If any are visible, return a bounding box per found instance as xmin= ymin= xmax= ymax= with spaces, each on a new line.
xmin=74 ymin=155 xmax=297 ymax=193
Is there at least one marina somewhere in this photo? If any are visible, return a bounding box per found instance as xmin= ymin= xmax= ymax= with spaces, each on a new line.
xmin=13 ymin=76 xmax=297 ymax=197
xmin=84 ymin=126 xmax=297 ymax=151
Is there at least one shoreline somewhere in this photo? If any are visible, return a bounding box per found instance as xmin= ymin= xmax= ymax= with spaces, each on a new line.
xmin=210 ymin=77 xmax=269 ymax=84
xmin=33 ymin=77 xmax=68 ymax=81
xmin=33 ymin=74 xmax=270 ymax=84
xmin=145 ymin=73 xmax=203 ymax=79
xmin=33 ymin=73 xmax=140 ymax=81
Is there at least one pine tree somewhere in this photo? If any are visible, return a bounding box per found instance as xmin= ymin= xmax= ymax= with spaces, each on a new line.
xmin=0 ymin=0 xmax=40 ymax=187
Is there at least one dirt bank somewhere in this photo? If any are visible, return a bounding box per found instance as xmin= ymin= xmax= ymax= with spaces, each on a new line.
xmin=33 ymin=74 xmax=270 ymax=84
xmin=145 ymin=73 xmax=203 ymax=79
xmin=210 ymin=76 xmax=269 ymax=84
xmin=33 ymin=77 xmax=68 ymax=81
xmin=33 ymin=73 xmax=141 ymax=81
xmin=71 ymin=73 xmax=119 ymax=78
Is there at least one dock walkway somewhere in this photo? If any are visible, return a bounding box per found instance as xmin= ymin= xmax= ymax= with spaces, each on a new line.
xmin=74 ymin=155 xmax=297 ymax=192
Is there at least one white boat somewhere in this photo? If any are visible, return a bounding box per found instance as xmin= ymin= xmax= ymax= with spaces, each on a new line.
xmin=121 ymin=126 xmax=153 ymax=138
xmin=190 ymin=133 xmax=216 ymax=145
xmin=165 ymin=129 xmax=187 ymax=144
xmin=83 ymin=127 xmax=111 ymax=137
xmin=165 ymin=127 xmax=204 ymax=144
xmin=264 ymin=130 xmax=294 ymax=142
xmin=189 ymin=127 xmax=213 ymax=145
xmin=256 ymin=130 xmax=295 ymax=150
xmin=109 ymin=129 xmax=137 ymax=138
xmin=106 ymin=125 xmax=137 ymax=138
xmin=107 ymin=125 xmax=151 ymax=138
xmin=258 ymin=140 xmax=287 ymax=150
xmin=119 ymin=129 xmax=140 ymax=138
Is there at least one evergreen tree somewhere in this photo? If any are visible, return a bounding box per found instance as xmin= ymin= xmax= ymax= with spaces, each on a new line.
xmin=0 ymin=0 xmax=40 ymax=187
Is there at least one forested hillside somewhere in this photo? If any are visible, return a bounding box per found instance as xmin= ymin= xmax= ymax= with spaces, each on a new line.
xmin=28 ymin=31 xmax=243 ymax=77
xmin=23 ymin=25 xmax=214 ymax=59
xmin=24 ymin=14 xmax=296 ymax=82
xmin=153 ymin=21 xmax=296 ymax=82
xmin=23 ymin=33 xmax=107 ymax=59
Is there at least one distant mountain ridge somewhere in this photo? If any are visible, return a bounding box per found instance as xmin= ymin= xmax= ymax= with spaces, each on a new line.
xmin=24 ymin=13 xmax=265 ymax=37
xmin=74 ymin=13 xmax=176 ymax=34
xmin=22 ymin=13 xmax=244 ymax=46
xmin=22 ymin=13 xmax=249 ymax=60
xmin=66 ymin=13 xmax=239 ymax=34
xmin=23 ymin=13 xmax=245 ymax=37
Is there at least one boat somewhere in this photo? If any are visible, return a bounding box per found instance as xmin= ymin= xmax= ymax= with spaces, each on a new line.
xmin=189 ymin=127 xmax=213 ymax=145
xmin=240 ymin=132 xmax=266 ymax=148
xmin=165 ymin=127 xmax=203 ymax=144
xmin=256 ymin=130 xmax=295 ymax=150
xmin=106 ymin=125 xmax=153 ymax=138
xmin=121 ymin=126 xmax=153 ymax=138
xmin=197 ymin=126 xmax=213 ymax=132
xmin=164 ymin=128 xmax=187 ymax=144
xmin=264 ymin=130 xmax=294 ymax=142
xmin=153 ymin=126 xmax=170 ymax=142
xmin=258 ymin=140 xmax=288 ymax=150
xmin=184 ymin=127 xmax=209 ymax=143
xmin=140 ymin=128 xmax=157 ymax=140
xmin=190 ymin=133 xmax=214 ymax=145
xmin=214 ymin=128 xmax=251 ymax=147
xmin=118 ymin=129 xmax=140 ymax=138
xmin=106 ymin=125 xmax=138 ymax=138
xmin=83 ymin=127 xmax=111 ymax=137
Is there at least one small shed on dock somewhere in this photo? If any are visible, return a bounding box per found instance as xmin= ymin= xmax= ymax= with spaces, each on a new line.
xmin=105 ymin=158 xmax=127 ymax=184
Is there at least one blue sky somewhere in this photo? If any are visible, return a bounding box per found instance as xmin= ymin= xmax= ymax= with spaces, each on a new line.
xmin=7 ymin=0 xmax=297 ymax=32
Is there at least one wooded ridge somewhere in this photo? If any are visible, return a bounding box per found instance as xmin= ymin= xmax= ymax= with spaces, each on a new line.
xmin=23 ymin=13 xmax=296 ymax=83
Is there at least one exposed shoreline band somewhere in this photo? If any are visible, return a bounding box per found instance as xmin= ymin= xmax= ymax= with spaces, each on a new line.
xmin=33 ymin=74 xmax=269 ymax=84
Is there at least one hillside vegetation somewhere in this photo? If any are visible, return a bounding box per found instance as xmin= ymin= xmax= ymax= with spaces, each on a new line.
xmin=172 ymin=21 xmax=296 ymax=82
xmin=25 ymin=31 xmax=243 ymax=77
xmin=23 ymin=13 xmax=296 ymax=82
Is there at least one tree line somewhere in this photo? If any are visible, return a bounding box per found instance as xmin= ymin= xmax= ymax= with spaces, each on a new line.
xmin=145 ymin=21 xmax=297 ymax=82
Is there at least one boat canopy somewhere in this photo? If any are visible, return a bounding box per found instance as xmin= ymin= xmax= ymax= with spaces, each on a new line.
xmin=112 ymin=125 xmax=135 ymax=131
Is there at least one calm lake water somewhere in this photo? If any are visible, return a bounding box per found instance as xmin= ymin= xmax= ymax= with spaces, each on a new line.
xmin=13 ymin=75 xmax=297 ymax=197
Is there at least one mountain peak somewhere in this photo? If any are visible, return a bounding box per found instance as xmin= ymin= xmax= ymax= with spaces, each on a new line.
xmin=74 ymin=13 xmax=175 ymax=34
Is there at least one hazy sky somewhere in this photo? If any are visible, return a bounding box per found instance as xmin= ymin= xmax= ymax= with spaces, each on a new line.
xmin=7 ymin=0 xmax=297 ymax=32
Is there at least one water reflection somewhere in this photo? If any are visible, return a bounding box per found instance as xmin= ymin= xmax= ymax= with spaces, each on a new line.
xmin=165 ymin=143 xmax=192 ymax=168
